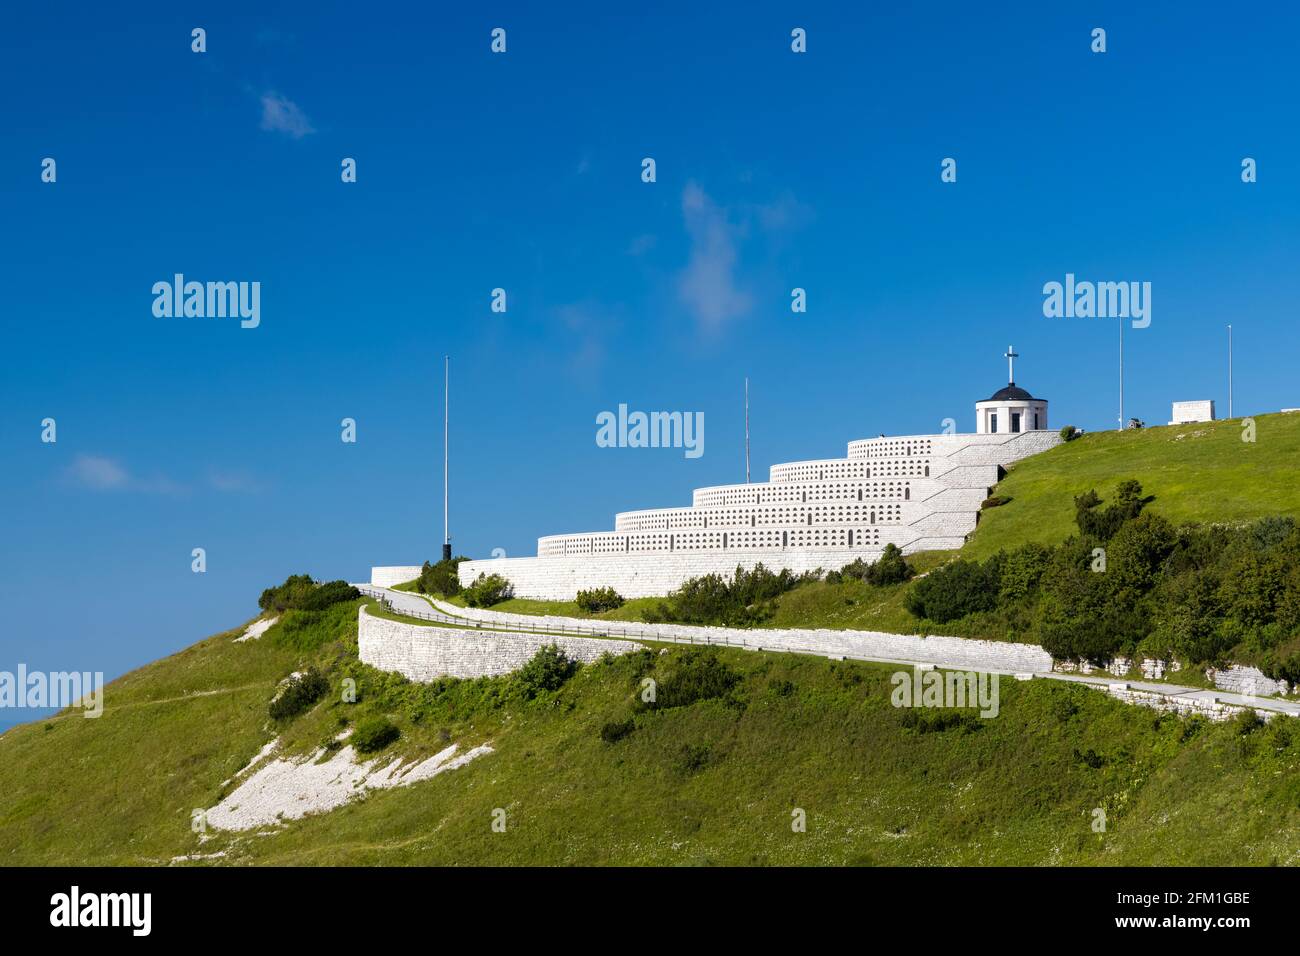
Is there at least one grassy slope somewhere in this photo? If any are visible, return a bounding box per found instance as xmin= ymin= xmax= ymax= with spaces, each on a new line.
xmin=4 ymin=602 xmax=1300 ymax=866
xmin=964 ymin=413 xmax=1300 ymax=560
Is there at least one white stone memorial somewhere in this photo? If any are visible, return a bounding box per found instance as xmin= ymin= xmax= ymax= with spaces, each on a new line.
xmin=409 ymin=351 xmax=1065 ymax=600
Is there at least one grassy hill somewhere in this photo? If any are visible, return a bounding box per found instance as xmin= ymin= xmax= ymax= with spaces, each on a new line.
xmin=4 ymin=596 xmax=1300 ymax=866
xmin=7 ymin=415 xmax=1300 ymax=867
xmin=965 ymin=413 xmax=1300 ymax=559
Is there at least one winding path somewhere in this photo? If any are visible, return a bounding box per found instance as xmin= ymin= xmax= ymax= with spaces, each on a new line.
xmin=356 ymin=585 xmax=1300 ymax=720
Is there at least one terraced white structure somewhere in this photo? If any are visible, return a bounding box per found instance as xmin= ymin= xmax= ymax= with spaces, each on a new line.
xmin=452 ymin=355 xmax=1061 ymax=600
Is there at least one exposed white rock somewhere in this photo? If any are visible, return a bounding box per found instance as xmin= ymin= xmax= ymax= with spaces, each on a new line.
xmin=234 ymin=616 xmax=278 ymax=643
xmin=206 ymin=741 xmax=492 ymax=831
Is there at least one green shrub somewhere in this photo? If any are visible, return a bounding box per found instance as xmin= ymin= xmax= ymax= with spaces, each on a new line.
xmin=259 ymin=573 xmax=317 ymax=613
xmin=259 ymin=574 xmax=358 ymax=614
xmin=600 ymin=717 xmax=636 ymax=744
xmin=299 ymin=580 xmax=360 ymax=612
xmin=514 ymin=645 xmax=577 ymax=700
xmin=576 ymin=587 xmax=625 ymax=613
xmin=840 ymin=544 xmax=914 ymax=586
xmin=462 ymin=573 xmax=514 ymax=608
xmin=649 ymin=564 xmax=818 ymax=626
xmin=269 ymin=668 xmax=329 ymax=721
xmin=1075 ymin=480 xmax=1147 ymax=540
xmin=904 ymin=560 xmax=999 ymax=623
xmin=899 ymin=709 xmax=983 ymax=734
xmin=418 ymin=557 xmax=467 ymax=597
xmin=352 ymin=717 xmax=400 ymax=753
xmin=998 ymin=543 xmax=1051 ymax=603
xmin=1059 ymin=424 xmax=1080 ymax=441
xmin=673 ymin=743 xmax=713 ymax=775
xmin=645 ymin=649 xmax=742 ymax=710
xmin=981 ymin=495 xmax=1011 ymax=510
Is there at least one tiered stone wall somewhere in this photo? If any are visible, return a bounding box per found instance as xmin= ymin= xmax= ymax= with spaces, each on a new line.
xmin=457 ymin=427 xmax=1061 ymax=599
xmin=357 ymin=606 xmax=641 ymax=680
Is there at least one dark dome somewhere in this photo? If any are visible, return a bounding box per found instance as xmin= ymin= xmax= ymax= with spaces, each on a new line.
xmin=985 ymin=384 xmax=1037 ymax=402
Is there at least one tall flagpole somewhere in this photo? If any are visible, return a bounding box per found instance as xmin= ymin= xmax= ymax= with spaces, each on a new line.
xmin=443 ymin=355 xmax=451 ymax=561
xmin=1118 ymin=317 xmax=1125 ymax=430
xmin=1228 ymin=324 xmax=1234 ymax=418
xmin=745 ymin=377 xmax=751 ymax=484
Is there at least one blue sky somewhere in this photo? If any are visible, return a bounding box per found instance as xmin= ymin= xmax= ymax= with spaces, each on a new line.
xmin=3 ymin=1 xmax=1299 ymax=727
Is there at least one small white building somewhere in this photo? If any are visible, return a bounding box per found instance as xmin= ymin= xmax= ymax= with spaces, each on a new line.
xmin=1170 ymin=400 xmax=1215 ymax=425
xmin=974 ymin=346 xmax=1048 ymax=434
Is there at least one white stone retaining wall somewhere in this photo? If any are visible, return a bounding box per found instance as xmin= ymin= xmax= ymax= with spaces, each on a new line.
xmin=459 ymin=545 xmax=963 ymax=600
xmin=1106 ymin=686 xmax=1274 ymax=723
xmin=1208 ymin=664 xmax=1290 ymax=698
xmin=429 ymin=599 xmax=1055 ymax=674
xmin=358 ymin=606 xmax=641 ymax=681
xmin=371 ymin=565 xmax=423 ymax=588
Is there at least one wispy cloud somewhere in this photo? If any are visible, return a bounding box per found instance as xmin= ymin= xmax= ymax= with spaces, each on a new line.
xmin=676 ymin=182 xmax=753 ymax=334
xmin=259 ymin=91 xmax=315 ymax=139
xmin=206 ymin=469 xmax=262 ymax=494
xmin=63 ymin=455 xmax=259 ymax=496
xmin=66 ymin=455 xmax=130 ymax=490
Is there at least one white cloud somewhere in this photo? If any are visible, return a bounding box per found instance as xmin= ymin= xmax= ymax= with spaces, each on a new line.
xmin=66 ymin=455 xmax=129 ymax=490
xmin=259 ymin=91 xmax=315 ymax=139
xmin=676 ymin=182 xmax=753 ymax=334
xmin=63 ymin=455 xmax=256 ymax=496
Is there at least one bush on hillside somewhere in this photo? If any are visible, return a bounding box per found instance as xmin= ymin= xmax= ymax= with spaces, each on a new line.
xmin=576 ymin=586 xmax=625 ymax=613
xmin=418 ymin=556 xmax=467 ymax=597
xmin=1074 ymin=480 xmax=1148 ymax=540
xmin=646 ymin=563 xmax=819 ymax=627
xmin=600 ymin=717 xmax=636 ymax=744
xmin=643 ymin=649 xmax=742 ymax=711
xmin=1059 ymin=424 xmax=1080 ymax=441
xmin=269 ymin=668 xmax=329 ymax=721
xmin=904 ymin=560 xmax=999 ymax=623
xmin=259 ymin=574 xmax=317 ymax=613
xmin=259 ymin=574 xmax=358 ymax=614
xmin=981 ymin=495 xmax=1011 ymax=510
xmin=838 ymin=544 xmax=914 ymax=586
xmin=462 ymin=573 xmax=514 ymax=608
xmin=514 ymin=645 xmax=578 ymax=700
xmin=997 ymin=543 xmax=1051 ymax=603
xmin=352 ymin=717 xmax=400 ymax=753
xmin=299 ymin=580 xmax=360 ymax=612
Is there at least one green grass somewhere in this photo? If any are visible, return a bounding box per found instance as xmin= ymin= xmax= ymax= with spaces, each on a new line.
xmin=4 ymin=604 xmax=1300 ymax=865
xmin=965 ymin=413 xmax=1300 ymax=560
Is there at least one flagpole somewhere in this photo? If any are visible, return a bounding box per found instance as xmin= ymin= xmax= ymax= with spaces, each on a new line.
xmin=744 ymin=377 xmax=751 ymax=484
xmin=443 ymin=355 xmax=451 ymax=561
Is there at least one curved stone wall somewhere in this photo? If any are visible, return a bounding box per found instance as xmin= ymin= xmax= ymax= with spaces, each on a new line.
xmin=357 ymin=605 xmax=641 ymax=680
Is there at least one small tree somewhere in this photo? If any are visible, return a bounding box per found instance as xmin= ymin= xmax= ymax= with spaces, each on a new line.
xmin=515 ymin=645 xmax=577 ymax=699
xmin=576 ymin=586 xmax=625 ymax=613
xmin=418 ymin=556 xmax=467 ymax=597
xmin=462 ymin=573 xmax=514 ymax=607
